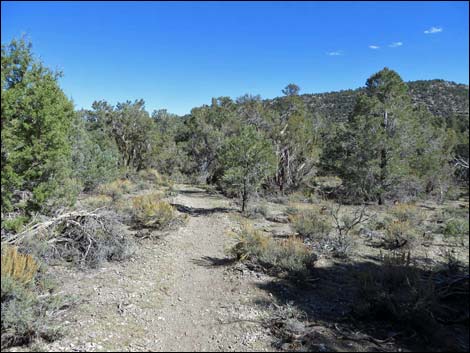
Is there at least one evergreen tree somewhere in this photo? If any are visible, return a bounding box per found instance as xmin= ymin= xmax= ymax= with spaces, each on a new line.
xmin=220 ymin=126 xmax=276 ymax=212
xmin=327 ymin=68 xmax=456 ymax=203
xmin=1 ymin=38 xmax=75 ymax=213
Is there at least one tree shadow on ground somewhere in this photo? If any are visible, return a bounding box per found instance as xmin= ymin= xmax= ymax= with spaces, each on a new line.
xmin=253 ymin=260 xmax=469 ymax=352
xmin=175 ymin=188 xmax=220 ymax=197
xmin=170 ymin=203 xmax=237 ymax=217
xmin=191 ymin=256 xmax=238 ymax=268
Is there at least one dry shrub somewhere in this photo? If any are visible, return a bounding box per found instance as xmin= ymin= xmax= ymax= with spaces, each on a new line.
xmin=290 ymin=207 xmax=332 ymax=240
xmin=390 ymin=203 xmax=424 ymax=226
xmin=245 ymin=203 xmax=269 ymax=219
xmin=132 ymin=193 xmax=176 ymax=229
xmin=5 ymin=210 xmax=135 ymax=269
xmin=96 ymin=179 xmax=134 ymax=201
xmin=354 ymin=254 xmax=469 ymax=348
xmin=230 ymin=223 xmax=316 ymax=277
xmin=1 ymin=248 xmax=66 ymax=349
xmin=49 ymin=211 xmax=135 ymax=268
xmin=82 ymin=194 xmax=113 ymax=209
xmin=274 ymin=237 xmax=315 ymax=274
xmin=138 ymin=168 xmax=163 ymax=183
xmin=112 ymin=198 xmax=134 ymax=220
xmin=1 ymin=246 xmax=38 ymax=285
xmin=355 ymin=256 xmax=436 ymax=329
xmin=383 ymin=220 xmax=417 ymax=250
xmin=230 ymin=223 xmax=271 ymax=261
xmin=137 ymin=169 xmax=174 ymax=188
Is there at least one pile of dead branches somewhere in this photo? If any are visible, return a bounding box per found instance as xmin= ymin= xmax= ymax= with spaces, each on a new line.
xmin=3 ymin=209 xmax=135 ymax=268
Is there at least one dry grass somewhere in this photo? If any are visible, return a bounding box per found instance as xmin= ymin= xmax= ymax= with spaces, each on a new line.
xmin=229 ymin=223 xmax=316 ymax=277
xmin=132 ymin=193 xmax=176 ymax=229
xmin=390 ymin=203 xmax=425 ymax=226
xmin=137 ymin=169 xmax=174 ymax=188
xmin=82 ymin=194 xmax=113 ymax=209
xmin=1 ymin=246 xmax=39 ymax=285
xmin=96 ymin=179 xmax=134 ymax=201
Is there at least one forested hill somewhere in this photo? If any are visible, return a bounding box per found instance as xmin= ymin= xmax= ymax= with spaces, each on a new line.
xmin=265 ymin=79 xmax=469 ymax=123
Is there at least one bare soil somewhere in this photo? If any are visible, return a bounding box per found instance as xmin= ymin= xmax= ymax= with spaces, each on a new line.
xmin=30 ymin=185 xmax=279 ymax=352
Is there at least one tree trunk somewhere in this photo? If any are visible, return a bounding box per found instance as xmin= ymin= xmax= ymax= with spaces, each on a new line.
xmin=378 ymin=110 xmax=388 ymax=205
xmin=242 ymin=179 xmax=247 ymax=212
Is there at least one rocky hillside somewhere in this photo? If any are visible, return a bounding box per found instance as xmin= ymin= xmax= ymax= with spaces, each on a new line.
xmin=268 ymin=79 xmax=469 ymax=123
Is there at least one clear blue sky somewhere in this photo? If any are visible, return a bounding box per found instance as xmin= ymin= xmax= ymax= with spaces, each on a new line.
xmin=2 ymin=1 xmax=468 ymax=115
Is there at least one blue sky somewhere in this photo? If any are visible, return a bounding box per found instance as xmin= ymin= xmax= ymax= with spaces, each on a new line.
xmin=2 ymin=1 xmax=468 ymax=115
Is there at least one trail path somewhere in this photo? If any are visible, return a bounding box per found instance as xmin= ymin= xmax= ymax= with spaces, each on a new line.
xmin=43 ymin=185 xmax=275 ymax=352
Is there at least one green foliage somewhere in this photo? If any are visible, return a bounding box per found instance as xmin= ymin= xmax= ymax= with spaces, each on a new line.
xmin=181 ymin=97 xmax=239 ymax=182
xmin=1 ymin=38 xmax=76 ymax=213
xmin=2 ymin=216 xmax=29 ymax=233
xmin=282 ymin=83 xmax=300 ymax=96
xmin=70 ymin=110 xmax=120 ymax=190
xmin=443 ymin=218 xmax=469 ymax=238
xmin=322 ymin=68 xmax=457 ymax=204
xmin=219 ymin=126 xmax=276 ymax=212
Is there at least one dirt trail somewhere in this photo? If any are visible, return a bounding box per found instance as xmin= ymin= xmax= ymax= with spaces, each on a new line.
xmin=42 ymin=185 xmax=275 ymax=352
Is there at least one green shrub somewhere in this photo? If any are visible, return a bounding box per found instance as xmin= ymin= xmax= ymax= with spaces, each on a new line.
xmin=1 ymin=38 xmax=76 ymax=214
xmin=2 ymin=216 xmax=30 ymax=233
xmin=290 ymin=208 xmax=332 ymax=240
xmin=443 ymin=218 xmax=469 ymax=238
xmin=132 ymin=193 xmax=176 ymax=229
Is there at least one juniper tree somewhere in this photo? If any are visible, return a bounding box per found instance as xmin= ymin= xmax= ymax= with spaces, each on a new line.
xmin=1 ymin=38 xmax=75 ymax=213
xmin=219 ymin=126 xmax=276 ymax=212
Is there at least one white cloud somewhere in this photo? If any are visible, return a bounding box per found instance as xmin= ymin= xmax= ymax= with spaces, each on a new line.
xmin=326 ymin=50 xmax=343 ymax=56
xmin=369 ymin=45 xmax=380 ymax=49
xmin=389 ymin=42 xmax=403 ymax=48
xmin=424 ymin=26 xmax=443 ymax=34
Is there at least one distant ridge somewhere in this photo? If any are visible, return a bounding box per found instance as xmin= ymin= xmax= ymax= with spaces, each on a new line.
xmin=266 ymin=79 xmax=469 ymax=123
